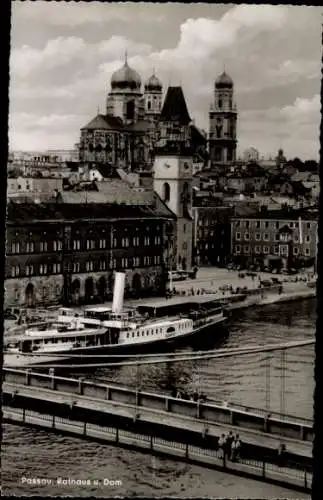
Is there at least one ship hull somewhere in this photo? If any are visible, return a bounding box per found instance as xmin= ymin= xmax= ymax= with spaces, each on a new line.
xmin=4 ymin=316 xmax=227 ymax=369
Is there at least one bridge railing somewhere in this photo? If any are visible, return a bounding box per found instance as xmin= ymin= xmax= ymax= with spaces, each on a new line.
xmin=3 ymin=368 xmax=313 ymax=443
xmin=3 ymin=406 xmax=311 ymax=492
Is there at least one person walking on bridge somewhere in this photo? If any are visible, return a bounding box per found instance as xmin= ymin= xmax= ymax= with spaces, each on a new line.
xmin=218 ymin=434 xmax=226 ymax=458
xmin=225 ymin=431 xmax=234 ymax=460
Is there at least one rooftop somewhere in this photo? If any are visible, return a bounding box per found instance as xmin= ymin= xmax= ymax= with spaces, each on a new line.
xmin=159 ymin=86 xmax=191 ymax=125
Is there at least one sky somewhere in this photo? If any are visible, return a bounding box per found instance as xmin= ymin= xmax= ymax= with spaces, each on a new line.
xmin=9 ymin=2 xmax=322 ymax=160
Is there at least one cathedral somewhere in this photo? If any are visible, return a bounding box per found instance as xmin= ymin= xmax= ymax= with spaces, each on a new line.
xmin=78 ymin=55 xmax=238 ymax=270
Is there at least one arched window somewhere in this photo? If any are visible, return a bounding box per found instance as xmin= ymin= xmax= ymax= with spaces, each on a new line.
xmin=147 ymin=101 xmax=151 ymax=110
xmin=163 ymin=182 xmax=170 ymax=202
xmin=126 ymin=101 xmax=135 ymax=120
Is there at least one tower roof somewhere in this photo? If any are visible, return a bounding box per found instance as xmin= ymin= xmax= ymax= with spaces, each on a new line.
xmin=159 ymin=86 xmax=191 ymax=125
xmin=215 ymin=71 xmax=233 ymax=88
xmin=144 ymin=73 xmax=162 ymax=91
xmin=111 ymin=54 xmax=141 ymax=91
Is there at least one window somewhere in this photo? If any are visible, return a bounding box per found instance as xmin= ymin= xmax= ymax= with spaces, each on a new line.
xmin=121 ymin=237 xmax=129 ymax=248
xmin=289 ymin=222 xmax=294 ymax=228
xmin=236 ymin=221 xmax=241 ymax=227
xmin=39 ymin=264 xmax=48 ymax=275
xmin=255 ymin=246 xmax=261 ymax=254
xmin=163 ymin=182 xmax=170 ymax=202
xmin=53 ymin=263 xmax=61 ymax=274
xmin=307 ymin=222 xmax=311 ymax=229
xmin=263 ymin=246 xmax=269 ymax=254
xmin=11 ymin=265 xmax=20 ymax=277
xmin=243 ymin=245 xmax=250 ymax=254
xmin=133 ymin=236 xmax=140 ymax=247
xmin=86 ymin=261 xmax=94 ymax=272
xmin=40 ymin=241 xmax=48 ymax=252
xmin=154 ymin=236 xmax=161 ymax=245
xmin=73 ymin=240 xmax=81 ymax=250
xmin=305 ymin=248 xmax=310 ymax=256
xmin=256 ymin=221 xmax=261 ymax=228
xmin=133 ymin=257 xmax=140 ymax=267
xmin=11 ymin=242 xmax=20 ymax=254
xmin=25 ymin=265 xmax=34 ymax=276
xmin=183 ymin=242 xmax=187 ymax=250
xmin=99 ymin=260 xmax=106 ymax=270
xmin=294 ymin=234 xmax=299 ymax=243
xmin=144 ymin=236 xmax=150 ymax=246
xmin=275 ymin=234 xmax=280 ymax=241
xmin=255 ymin=233 xmax=261 ymax=241
xmin=73 ymin=262 xmax=80 ymax=273
xmin=274 ymin=245 xmax=280 ymax=255
xmin=280 ymin=245 xmax=288 ymax=255
xmin=264 ymin=221 xmax=269 ymax=229
xmin=293 ymin=247 xmax=299 ymax=255
xmin=121 ymin=258 xmax=128 ymax=268
xmin=26 ymin=241 xmax=34 ymax=253
xmin=305 ymin=235 xmax=311 ymax=243
xmin=263 ymin=233 xmax=269 ymax=241
xmin=112 ymin=258 xmax=117 ymax=268
xmin=86 ymin=240 xmax=95 ymax=250
xmin=275 ymin=221 xmax=280 ymax=229
xmin=113 ymin=238 xmax=117 ymax=248
xmin=53 ymin=240 xmax=62 ymax=251
xmin=183 ymin=224 xmax=186 ymax=234
xmin=236 ymin=232 xmax=241 ymax=240
xmin=236 ymin=245 xmax=241 ymax=254
xmin=245 ymin=221 xmax=250 ymax=229
xmin=244 ymin=232 xmax=250 ymax=241
xmin=99 ymin=239 xmax=106 ymax=249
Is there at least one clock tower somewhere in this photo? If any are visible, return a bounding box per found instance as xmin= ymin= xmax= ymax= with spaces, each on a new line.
xmin=153 ymin=87 xmax=193 ymax=271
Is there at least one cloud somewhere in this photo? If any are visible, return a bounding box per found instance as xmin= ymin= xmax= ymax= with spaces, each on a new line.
xmin=12 ymin=1 xmax=167 ymax=27
xmin=9 ymin=4 xmax=321 ymax=159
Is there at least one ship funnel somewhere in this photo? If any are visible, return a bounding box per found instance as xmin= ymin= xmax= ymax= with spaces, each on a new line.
xmin=112 ymin=272 xmax=126 ymax=313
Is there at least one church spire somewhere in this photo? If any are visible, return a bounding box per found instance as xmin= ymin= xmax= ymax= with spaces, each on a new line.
xmin=124 ymin=49 xmax=128 ymax=65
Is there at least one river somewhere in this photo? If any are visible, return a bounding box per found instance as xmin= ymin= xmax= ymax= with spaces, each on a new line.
xmin=2 ymin=298 xmax=315 ymax=497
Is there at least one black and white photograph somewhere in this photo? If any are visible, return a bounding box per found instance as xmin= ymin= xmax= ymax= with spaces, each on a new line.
xmin=2 ymin=1 xmax=320 ymax=498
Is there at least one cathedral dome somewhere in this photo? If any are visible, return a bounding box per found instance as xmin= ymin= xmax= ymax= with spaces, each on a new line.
xmin=111 ymin=57 xmax=141 ymax=91
xmin=144 ymin=73 xmax=162 ymax=91
xmin=215 ymin=71 xmax=233 ymax=88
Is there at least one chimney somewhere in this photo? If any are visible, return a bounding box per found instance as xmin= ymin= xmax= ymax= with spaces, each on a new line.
xmin=112 ymin=272 xmax=126 ymax=313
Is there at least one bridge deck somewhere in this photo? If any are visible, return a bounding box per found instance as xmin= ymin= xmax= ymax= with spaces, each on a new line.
xmin=5 ymin=382 xmax=312 ymax=460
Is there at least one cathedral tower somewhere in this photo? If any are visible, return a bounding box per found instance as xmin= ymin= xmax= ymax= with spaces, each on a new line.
xmin=144 ymin=71 xmax=163 ymax=123
xmin=106 ymin=53 xmax=145 ymax=125
xmin=209 ymin=71 xmax=238 ymax=165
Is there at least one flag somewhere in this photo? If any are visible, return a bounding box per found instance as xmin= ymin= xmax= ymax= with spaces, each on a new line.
xmin=298 ymin=216 xmax=303 ymax=245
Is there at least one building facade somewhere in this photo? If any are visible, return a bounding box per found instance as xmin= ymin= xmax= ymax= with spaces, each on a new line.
xmin=209 ymin=71 xmax=238 ymax=165
xmin=5 ymin=201 xmax=174 ymax=308
xmin=230 ymin=207 xmax=318 ymax=270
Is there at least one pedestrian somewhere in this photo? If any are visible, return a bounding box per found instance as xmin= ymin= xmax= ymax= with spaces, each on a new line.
xmin=225 ymin=431 xmax=234 ymax=459
xmin=218 ymin=434 xmax=226 ymax=458
xmin=232 ymin=434 xmax=241 ymax=461
xmin=277 ymin=443 xmax=286 ymax=467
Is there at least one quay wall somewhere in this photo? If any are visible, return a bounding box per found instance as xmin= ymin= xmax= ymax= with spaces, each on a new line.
xmin=3 ymin=368 xmax=313 ymax=443
xmin=3 ymin=406 xmax=312 ymax=494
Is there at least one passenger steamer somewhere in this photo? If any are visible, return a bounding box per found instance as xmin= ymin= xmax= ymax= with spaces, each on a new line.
xmin=4 ymin=273 xmax=227 ymax=367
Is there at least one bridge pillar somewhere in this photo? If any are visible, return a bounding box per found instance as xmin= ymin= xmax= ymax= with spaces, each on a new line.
xmin=165 ymin=398 xmax=170 ymax=412
xmin=300 ymin=425 xmax=305 ymax=441
xmin=50 ymin=369 xmax=56 ymax=390
xmin=25 ymin=369 xmax=31 ymax=386
xmin=196 ymin=402 xmax=201 ymax=419
xmin=78 ymin=379 xmax=83 ymax=396
xmin=264 ymin=416 xmax=269 ymax=433
xmin=230 ymin=410 xmax=235 ymax=426
xmin=106 ymin=387 xmax=111 ymax=400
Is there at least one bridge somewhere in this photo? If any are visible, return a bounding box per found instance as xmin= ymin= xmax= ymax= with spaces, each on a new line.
xmin=3 ymin=339 xmax=314 ymax=493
